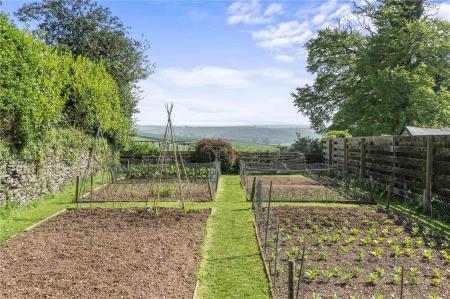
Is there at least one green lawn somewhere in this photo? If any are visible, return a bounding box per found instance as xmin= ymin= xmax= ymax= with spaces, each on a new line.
xmin=195 ymin=175 xmax=271 ymax=299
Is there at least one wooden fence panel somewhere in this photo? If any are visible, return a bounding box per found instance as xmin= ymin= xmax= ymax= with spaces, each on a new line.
xmin=323 ymin=135 xmax=450 ymax=208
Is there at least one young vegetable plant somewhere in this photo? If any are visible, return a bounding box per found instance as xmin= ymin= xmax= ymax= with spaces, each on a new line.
xmin=305 ymin=268 xmax=321 ymax=282
xmin=408 ymin=267 xmax=420 ymax=284
xmin=323 ymin=269 xmax=334 ymax=282
xmin=391 ymin=266 xmax=402 ymax=285
xmin=422 ymin=249 xmax=433 ymax=261
xmin=371 ymin=247 xmax=383 ymax=260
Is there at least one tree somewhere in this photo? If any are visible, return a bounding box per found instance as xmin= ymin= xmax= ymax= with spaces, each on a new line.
xmin=292 ymin=0 xmax=450 ymax=136
xmin=16 ymin=0 xmax=153 ymax=125
xmin=290 ymin=133 xmax=321 ymax=153
xmin=191 ymin=139 xmax=237 ymax=173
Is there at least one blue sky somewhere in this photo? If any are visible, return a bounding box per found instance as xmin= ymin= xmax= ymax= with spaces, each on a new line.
xmin=2 ymin=0 xmax=449 ymax=126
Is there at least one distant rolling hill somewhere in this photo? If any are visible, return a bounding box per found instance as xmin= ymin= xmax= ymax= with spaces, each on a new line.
xmin=136 ymin=125 xmax=318 ymax=148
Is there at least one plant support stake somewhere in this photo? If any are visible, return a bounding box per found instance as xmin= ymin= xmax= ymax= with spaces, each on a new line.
xmin=264 ymin=181 xmax=273 ymax=251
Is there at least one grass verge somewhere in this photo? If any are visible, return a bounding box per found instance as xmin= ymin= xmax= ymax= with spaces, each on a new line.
xmin=195 ymin=175 xmax=271 ymax=299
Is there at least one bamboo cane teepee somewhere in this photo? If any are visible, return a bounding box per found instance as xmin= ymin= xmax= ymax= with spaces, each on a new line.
xmin=147 ymin=103 xmax=192 ymax=212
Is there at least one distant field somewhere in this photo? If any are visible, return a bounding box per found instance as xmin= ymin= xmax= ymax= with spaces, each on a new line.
xmin=136 ymin=125 xmax=317 ymax=149
xmin=132 ymin=135 xmax=279 ymax=152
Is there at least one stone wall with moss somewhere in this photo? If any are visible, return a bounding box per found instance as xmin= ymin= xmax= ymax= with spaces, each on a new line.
xmin=0 ymin=150 xmax=92 ymax=206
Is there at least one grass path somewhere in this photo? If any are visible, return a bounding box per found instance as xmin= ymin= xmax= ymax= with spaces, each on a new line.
xmin=195 ymin=175 xmax=271 ymax=299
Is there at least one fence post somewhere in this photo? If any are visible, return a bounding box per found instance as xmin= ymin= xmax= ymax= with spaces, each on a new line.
xmin=295 ymin=244 xmax=306 ymax=299
xmin=423 ymin=136 xmax=433 ymax=210
xmin=328 ymin=139 xmax=333 ymax=166
xmin=288 ymin=260 xmax=295 ymax=299
xmin=264 ymin=181 xmax=273 ymax=251
xmin=250 ymin=177 xmax=256 ymax=206
xmin=207 ymin=180 xmax=214 ymax=201
xmin=90 ymin=174 xmax=93 ymax=201
xmin=360 ymin=138 xmax=366 ymax=178
xmin=344 ymin=138 xmax=349 ymax=174
xmin=400 ymin=265 xmax=404 ymax=299
xmin=75 ymin=176 xmax=80 ymax=203
xmin=387 ymin=182 xmax=393 ymax=212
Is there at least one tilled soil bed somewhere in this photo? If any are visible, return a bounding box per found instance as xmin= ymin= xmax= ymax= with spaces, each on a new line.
xmin=0 ymin=208 xmax=210 ymax=298
xmin=256 ymin=206 xmax=449 ymax=298
xmin=249 ymin=175 xmax=321 ymax=186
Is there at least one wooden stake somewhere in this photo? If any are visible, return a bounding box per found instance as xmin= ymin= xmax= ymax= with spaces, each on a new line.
xmin=295 ymin=244 xmax=306 ymax=299
xmin=264 ymin=181 xmax=273 ymax=251
xmin=387 ymin=182 xmax=393 ymax=212
xmin=273 ymin=223 xmax=281 ymax=290
xmin=207 ymin=180 xmax=214 ymax=201
xmin=250 ymin=177 xmax=256 ymax=208
xmin=288 ymin=260 xmax=295 ymax=299
xmin=90 ymin=174 xmax=93 ymax=201
xmin=400 ymin=266 xmax=404 ymax=299
xmin=75 ymin=176 xmax=80 ymax=204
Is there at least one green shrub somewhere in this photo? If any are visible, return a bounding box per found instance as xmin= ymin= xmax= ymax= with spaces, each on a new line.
xmin=125 ymin=142 xmax=160 ymax=156
xmin=321 ymin=130 xmax=352 ymax=140
xmin=0 ymin=14 xmax=130 ymax=159
xmin=191 ymin=139 xmax=237 ymax=173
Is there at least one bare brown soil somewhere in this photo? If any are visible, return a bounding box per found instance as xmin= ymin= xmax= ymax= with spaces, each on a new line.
xmin=0 ymin=208 xmax=210 ymax=298
xmin=256 ymin=206 xmax=449 ymax=299
xmin=247 ymin=175 xmax=349 ymax=202
xmin=249 ymin=175 xmax=321 ymax=186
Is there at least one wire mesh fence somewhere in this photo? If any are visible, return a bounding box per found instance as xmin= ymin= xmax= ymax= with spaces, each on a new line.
xmin=76 ymin=160 xmax=220 ymax=203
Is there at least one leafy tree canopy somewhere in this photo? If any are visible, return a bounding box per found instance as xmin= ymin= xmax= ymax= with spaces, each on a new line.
xmin=290 ymin=133 xmax=321 ymax=153
xmin=292 ymin=0 xmax=450 ymax=136
xmin=16 ymin=0 xmax=154 ymax=122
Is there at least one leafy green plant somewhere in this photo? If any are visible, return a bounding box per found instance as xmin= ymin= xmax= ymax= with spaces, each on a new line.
xmin=403 ymin=236 xmax=413 ymax=248
xmin=440 ymin=250 xmax=450 ymax=262
xmin=394 ymin=227 xmax=404 ymax=235
xmin=422 ymin=249 xmax=433 ymax=261
xmin=305 ymin=268 xmax=321 ymax=281
xmin=391 ymin=267 xmax=402 ymax=285
xmin=393 ymin=245 xmax=403 ymax=258
xmin=408 ymin=267 xmax=420 ymax=284
xmin=346 ymin=236 xmax=357 ymax=244
xmin=369 ymin=272 xmax=381 ymax=285
xmin=312 ymin=293 xmax=322 ymax=299
xmin=416 ymin=236 xmax=425 ymax=246
xmin=323 ymin=269 xmax=334 ymax=282
xmin=318 ymin=250 xmax=329 ymax=261
xmin=358 ymin=249 xmax=365 ymax=261
xmin=371 ymin=247 xmax=383 ymax=260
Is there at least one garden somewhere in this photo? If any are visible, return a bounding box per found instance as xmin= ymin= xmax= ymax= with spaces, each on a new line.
xmin=255 ymin=206 xmax=449 ymax=299
xmin=0 ymin=208 xmax=210 ymax=298
xmin=79 ymin=162 xmax=219 ymax=203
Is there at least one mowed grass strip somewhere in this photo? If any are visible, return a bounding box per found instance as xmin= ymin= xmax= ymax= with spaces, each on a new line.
xmin=196 ymin=175 xmax=271 ymax=299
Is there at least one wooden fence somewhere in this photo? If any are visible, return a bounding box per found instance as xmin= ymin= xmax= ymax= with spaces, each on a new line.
xmin=322 ymin=135 xmax=450 ymax=207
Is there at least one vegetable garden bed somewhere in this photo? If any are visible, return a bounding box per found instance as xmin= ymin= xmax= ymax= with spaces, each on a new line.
xmin=244 ymin=175 xmax=362 ymax=203
xmin=255 ymin=206 xmax=449 ymax=298
xmin=80 ymin=178 xmax=213 ymax=202
xmin=0 ymin=208 xmax=209 ymax=298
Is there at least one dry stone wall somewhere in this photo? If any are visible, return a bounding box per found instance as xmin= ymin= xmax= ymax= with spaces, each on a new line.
xmin=0 ymin=151 xmax=92 ymax=206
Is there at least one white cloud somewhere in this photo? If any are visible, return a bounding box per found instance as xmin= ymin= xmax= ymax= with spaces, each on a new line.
xmin=252 ymin=21 xmax=313 ymax=49
xmin=159 ymin=65 xmax=307 ymax=87
xmin=226 ymin=0 xmax=283 ymax=25
xmin=312 ymin=14 xmax=327 ymax=25
xmin=434 ymin=2 xmax=450 ymax=21
xmin=264 ymin=3 xmax=283 ymax=17
xmin=274 ymin=54 xmax=296 ymax=63
xmin=160 ymin=66 xmax=250 ymax=87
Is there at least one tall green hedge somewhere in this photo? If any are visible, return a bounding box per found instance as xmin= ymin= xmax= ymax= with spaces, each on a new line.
xmin=0 ymin=14 xmax=129 ymax=158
